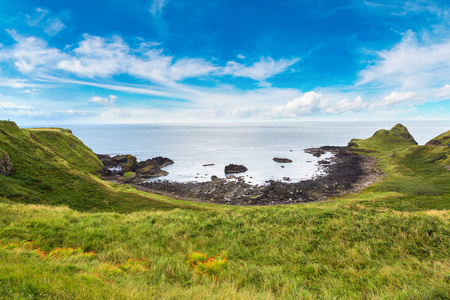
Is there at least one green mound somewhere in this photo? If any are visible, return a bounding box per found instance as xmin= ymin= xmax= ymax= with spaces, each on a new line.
xmin=0 ymin=121 xmax=189 ymax=212
xmin=348 ymin=123 xmax=417 ymax=153
xmin=426 ymin=129 xmax=450 ymax=146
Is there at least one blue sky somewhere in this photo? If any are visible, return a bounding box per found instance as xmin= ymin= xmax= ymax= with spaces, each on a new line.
xmin=0 ymin=0 xmax=449 ymax=124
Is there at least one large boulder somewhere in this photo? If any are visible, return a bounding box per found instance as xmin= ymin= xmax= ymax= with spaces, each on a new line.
xmin=224 ymin=164 xmax=248 ymax=174
xmin=0 ymin=149 xmax=13 ymax=176
xmin=137 ymin=156 xmax=174 ymax=169
xmin=121 ymin=155 xmax=138 ymax=173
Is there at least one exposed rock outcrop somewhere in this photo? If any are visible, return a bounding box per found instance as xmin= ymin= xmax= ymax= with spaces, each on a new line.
xmin=137 ymin=156 xmax=174 ymax=169
xmin=0 ymin=149 xmax=13 ymax=176
xmin=273 ymin=157 xmax=293 ymax=163
xmin=304 ymin=148 xmax=326 ymax=157
xmin=97 ymin=154 xmax=173 ymax=180
xmin=121 ymin=155 xmax=138 ymax=173
xmin=224 ymin=164 xmax=248 ymax=174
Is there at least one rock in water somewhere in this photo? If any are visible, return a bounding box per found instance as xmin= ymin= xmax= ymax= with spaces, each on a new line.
xmin=138 ymin=156 xmax=174 ymax=169
xmin=0 ymin=149 xmax=13 ymax=176
xmin=224 ymin=164 xmax=248 ymax=174
xmin=304 ymin=148 xmax=326 ymax=157
xmin=273 ymin=157 xmax=293 ymax=163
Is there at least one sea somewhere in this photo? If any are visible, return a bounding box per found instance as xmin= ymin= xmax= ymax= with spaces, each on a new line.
xmin=37 ymin=121 xmax=450 ymax=185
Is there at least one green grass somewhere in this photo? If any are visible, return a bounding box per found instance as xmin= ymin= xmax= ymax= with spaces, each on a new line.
xmin=0 ymin=121 xmax=449 ymax=299
xmin=426 ymin=130 xmax=450 ymax=146
xmin=123 ymin=171 xmax=135 ymax=178
xmin=0 ymin=121 xmax=197 ymax=213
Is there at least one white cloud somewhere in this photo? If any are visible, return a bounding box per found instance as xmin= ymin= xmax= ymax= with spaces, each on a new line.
xmin=0 ymin=78 xmax=29 ymax=88
xmin=269 ymin=92 xmax=368 ymax=117
xmin=2 ymin=33 xmax=297 ymax=89
xmin=220 ymin=57 xmax=300 ymax=82
xmin=0 ymin=101 xmax=44 ymax=116
xmin=237 ymin=54 xmax=245 ymax=59
xmin=26 ymin=8 xmax=65 ymax=36
xmin=89 ymin=95 xmax=117 ymax=106
xmin=150 ymin=0 xmax=168 ymax=16
xmin=372 ymin=91 xmax=417 ymax=108
xmin=359 ymin=31 xmax=450 ymax=89
xmin=58 ymin=35 xmax=128 ymax=77
xmin=169 ymin=58 xmax=217 ymax=81
xmin=322 ymin=96 xmax=368 ymax=114
xmin=435 ymin=84 xmax=450 ymax=98
xmin=26 ymin=8 xmax=48 ymax=27
xmin=269 ymin=92 xmax=326 ymax=117
xmin=44 ymin=18 xmax=65 ymax=36
xmin=0 ymin=102 xmax=32 ymax=109
xmin=1 ymin=30 xmax=65 ymax=73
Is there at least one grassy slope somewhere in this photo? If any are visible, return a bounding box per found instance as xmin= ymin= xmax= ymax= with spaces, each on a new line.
xmin=426 ymin=130 xmax=450 ymax=146
xmin=0 ymin=122 xmax=449 ymax=299
xmin=0 ymin=121 xmax=196 ymax=213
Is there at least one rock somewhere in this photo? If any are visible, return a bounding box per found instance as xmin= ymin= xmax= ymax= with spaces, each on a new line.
xmin=138 ymin=156 xmax=174 ymax=169
xmin=226 ymin=175 xmax=236 ymax=179
xmin=112 ymin=155 xmax=129 ymax=165
xmin=224 ymin=164 xmax=248 ymax=174
xmin=273 ymin=157 xmax=293 ymax=163
xmin=304 ymin=148 xmax=326 ymax=157
xmin=211 ymin=175 xmax=219 ymax=181
xmin=318 ymin=160 xmax=331 ymax=165
xmin=0 ymin=150 xmax=13 ymax=176
xmin=121 ymin=155 xmax=138 ymax=172
xmin=283 ymin=177 xmax=291 ymax=181
xmin=203 ymin=163 xmax=215 ymax=167
xmin=139 ymin=164 xmax=168 ymax=177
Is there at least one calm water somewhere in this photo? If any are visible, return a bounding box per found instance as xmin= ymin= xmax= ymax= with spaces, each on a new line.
xmin=50 ymin=121 xmax=449 ymax=184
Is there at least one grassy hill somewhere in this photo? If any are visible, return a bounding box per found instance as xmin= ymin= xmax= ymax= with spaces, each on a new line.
xmin=0 ymin=121 xmax=196 ymax=212
xmin=0 ymin=121 xmax=449 ymax=299
xmin=426 ymin=129 xmax=450 ymax=146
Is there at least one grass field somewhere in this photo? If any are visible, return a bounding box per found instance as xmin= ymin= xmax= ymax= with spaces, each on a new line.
xmin=0 ymin=121 xmax=449 ymax=299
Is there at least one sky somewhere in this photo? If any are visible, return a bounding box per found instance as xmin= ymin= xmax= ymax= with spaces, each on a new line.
xmin=0 ymin=0 xmax=449 ymax=124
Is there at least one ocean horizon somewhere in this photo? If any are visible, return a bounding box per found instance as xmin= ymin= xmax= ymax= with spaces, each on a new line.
xmin=24 ymin=120 xmax=450 ymax=184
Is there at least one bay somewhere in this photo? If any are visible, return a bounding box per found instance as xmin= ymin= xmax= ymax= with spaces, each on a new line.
xmin=57 ymin=121 xmax=450 ymax=184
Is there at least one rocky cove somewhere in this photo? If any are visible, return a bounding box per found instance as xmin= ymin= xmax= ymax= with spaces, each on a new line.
xmin=97 ymin=146 xmax=384 ymax=205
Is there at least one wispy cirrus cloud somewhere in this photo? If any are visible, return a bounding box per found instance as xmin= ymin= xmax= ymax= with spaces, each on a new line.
xmin=359 ymin=30 xmax=450 ymax=90
xmin=150 ymin=0 xmax=168 ymax=17
xmin=220 ymin=57 xmax=300 ymax=83
xmin=0 ymin=32 xmax=299 ymax=87
xmin=26 ymin=8 xmax=65 ymax=36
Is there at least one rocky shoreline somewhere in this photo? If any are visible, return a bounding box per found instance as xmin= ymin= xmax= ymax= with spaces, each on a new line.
xmin=98 ymin=146 xmax=384 ymax=206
